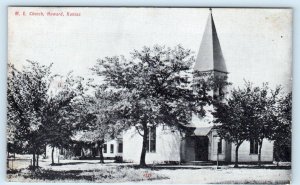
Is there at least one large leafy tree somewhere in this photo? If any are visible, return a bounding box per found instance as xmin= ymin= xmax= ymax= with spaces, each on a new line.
xmin=42 ymin=73 xmax=84 ymax=164
xmin=213 ymin=85 xmax=252 ymax=167
xmin=213 ymin=82 xmax=284 ymax=167
xmin=91 ymin=45 xmax=214 ymax=166
xmin=7 ymin=71 xmax=23 ymax=156
xmin=7 ymin=61 xmax=85 ymax=168
xmin=247 ymin=83 xmax=281 ymax=166
xmin=7 ymin=60 xmax=54 ymax=169
xmin=271 ymin=92 xmax=292 ymax=162
xmin=75 ymin=86 xmax=124 ymax=163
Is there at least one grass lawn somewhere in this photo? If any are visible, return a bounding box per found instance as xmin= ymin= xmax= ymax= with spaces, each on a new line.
xmin=7 ymin=159 xmax=291 ymax=184
xmin=7 ymin=165 xmax=168 ymax=183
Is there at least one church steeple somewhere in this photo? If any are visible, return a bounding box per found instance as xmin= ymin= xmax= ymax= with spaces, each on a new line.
xmin=194 ymin=9 xmax=228 ymax=73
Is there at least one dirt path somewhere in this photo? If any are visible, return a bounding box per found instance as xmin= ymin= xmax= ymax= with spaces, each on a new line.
xmin=147 ymin=168 xmax=291 ymax=184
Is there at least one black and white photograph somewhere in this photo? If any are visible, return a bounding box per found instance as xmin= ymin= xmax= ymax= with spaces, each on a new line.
xmin=6 ymin=7 xmax=292 ymax=184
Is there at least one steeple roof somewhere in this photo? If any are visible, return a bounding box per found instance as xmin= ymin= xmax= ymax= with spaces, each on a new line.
xmin=194 ymin=9 xmax=228 ymax=73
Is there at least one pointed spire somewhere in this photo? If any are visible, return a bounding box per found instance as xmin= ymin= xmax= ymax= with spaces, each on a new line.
xmin=194 ymin=9 xmax=228 ymax=73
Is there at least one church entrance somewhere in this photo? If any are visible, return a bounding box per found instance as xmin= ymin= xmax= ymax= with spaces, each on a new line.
xmin=195 ymin=136 xmax=209 ymax=161
xmin=180 ymin=136 xmax=209 ymax=162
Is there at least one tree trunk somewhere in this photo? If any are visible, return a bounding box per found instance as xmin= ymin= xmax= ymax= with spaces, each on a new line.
xmin=44 ymin=145 xmax=47 ymax=159
xmin=258 ymin=139 xmax=263 ymax=167
xmin=81 ymin=148 xmax=85 ymax=157
xmin=234 ymin=143 xmax=241 ymax=168
xmin=97 ymin=140 xmax=104 ymax=163
xmin=98 ymin=141 xmax=104 ymax=164
xmin=139 ymin=125 xmax=148 ymax=167
xmin=32 ymin=152 xmax=36 ymax=169
xmin=37 ymin=154 xmax=39 ymax=167
xmin=51 ymin=147 xmax=55 ymax=164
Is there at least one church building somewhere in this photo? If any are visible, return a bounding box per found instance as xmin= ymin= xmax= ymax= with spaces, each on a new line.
xmin=122 ymin=9 xmax=274 ymax=164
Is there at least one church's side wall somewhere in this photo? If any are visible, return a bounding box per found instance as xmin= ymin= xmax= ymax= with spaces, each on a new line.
xmin=231 ymin=139 xmax=274 ymax=162
xmin=123 ymin=125 xmax=182 ymax=164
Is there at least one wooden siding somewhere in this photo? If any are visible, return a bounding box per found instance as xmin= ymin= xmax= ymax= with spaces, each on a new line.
xmin=231 ymin=139 xmax=274 ymax=162
xmin=123 ymin=125 xmax=181 ymax=164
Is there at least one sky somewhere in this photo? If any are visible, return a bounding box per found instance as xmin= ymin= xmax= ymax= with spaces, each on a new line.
xmin=8 ymin=7 xmax=292 ymax=92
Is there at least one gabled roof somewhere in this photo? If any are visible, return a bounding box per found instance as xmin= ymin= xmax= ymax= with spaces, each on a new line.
xmin=194 ymin=9 xmax=228 ymax=73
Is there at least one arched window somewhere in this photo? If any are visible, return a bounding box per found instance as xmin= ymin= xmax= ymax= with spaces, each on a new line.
xmin=110 ymin=144 xmax=114 ymax=153
xmin=103 ymin=144 xmax=107 ymax=153
xmin=250 ymin=139 xmax=259 ymax=154
xmin=217 ymin=139 xmax=222 ymax=154
xmin=146 ymin=127 xmax=156 ymax=153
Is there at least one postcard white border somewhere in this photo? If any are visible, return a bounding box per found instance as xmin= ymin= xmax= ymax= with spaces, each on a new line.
xmin=1 ymin=1 xmax=299 ymax=185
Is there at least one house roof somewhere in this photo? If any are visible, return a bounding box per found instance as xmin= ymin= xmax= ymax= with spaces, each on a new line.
xmin=194 ymin=9 xmax=228 ymax=73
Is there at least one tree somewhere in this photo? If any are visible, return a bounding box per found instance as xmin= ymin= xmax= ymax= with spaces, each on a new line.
xmin=272 ymin=92 xmax=292 ymax=162
xmin=246 ymin=83 xmax=281 ymax=166
xmin=75 ymin=86 xmax=124 ymax=163
xmin=7 ymin=61 xmax=85 ymax=167
xmin=7 ymin=60 xmax=54 ymax=169
xmin=7 ymin=76 xmax=23 ymax=158
xmin=213 ymin=86 xmax=252 ymax=167
xmin=91 ymin=45 xmax=213 ymax=166
xmin=42 ymin=73 xmax=84 ymax=164
xmin=213 ymin=81 xmax=283 ymax=167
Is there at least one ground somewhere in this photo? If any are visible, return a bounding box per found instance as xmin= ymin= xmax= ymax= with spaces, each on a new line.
xmin=150 ymin=168 xmax=290 ymax=184
xmin=7 ymin=156 xmax=291 ymax=184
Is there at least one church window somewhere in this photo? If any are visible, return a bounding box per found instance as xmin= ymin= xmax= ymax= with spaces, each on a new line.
xmin=118 ymin=142 xmax=123 ymax=153
xmin=147 ymin=127 xmax=156 ymax=153
xmin=110 ymin=144 xmax=114 ymax=153
xmin=103 ymin=144 xmax=107 ymax=153
xmin=217 ymin=139 xmax=222 ymax=154
xmin=250 ymin=139 xmax=259 ymax=154
xmin=59 ymin=148 xmax=64 ymax=155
